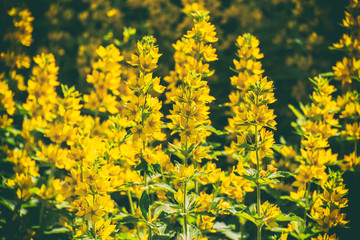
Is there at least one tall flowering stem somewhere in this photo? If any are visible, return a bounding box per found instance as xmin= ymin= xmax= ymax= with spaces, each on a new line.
xmin=332 ymin=0 xmax=360 ymax=171
xmin=127 ymin=35 xmax=167 ymax=239
xmin=227 ymin=34 xmax=277 ymax=240
xmin=0 ymin=7 xmax=33 ymax=93
xmin=287 ymin=76 xmax=348 ymax=238
xmin=165 ymin=9 xmax=218 ymax=239
xmin=60 ymin=45 xmax=125 ymax=239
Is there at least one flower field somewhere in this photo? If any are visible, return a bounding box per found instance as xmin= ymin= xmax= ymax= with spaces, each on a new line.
xmin=0 ymin=0 xmax=359 ymax=240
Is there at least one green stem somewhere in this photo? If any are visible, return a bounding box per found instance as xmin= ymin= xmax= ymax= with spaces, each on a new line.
xmin=128 ymin=189 xmax=140 ymax=239
xmin=355 ymin=137 xmax=358 ymax=163
xmin=39 ymin=200 xmax=45 ymax=231
xmin=183 ymin=180 xmax=188 ymax=240
xmin=128 ymin=188 xmax=135 ymax=216
xmin=240 ymin=217 xmax=244 ymax=240
xmin=210 ymin=183 xmax=220 ymax=210
xmin=94 ymin=224 xmax=97 ymax=240
xmin=183 ymin=136 xmax=189 ymax=240
xmin=257 ymin=225 xmax=262 ymax=240
xmin=304 ymin=182 xmax=310 ymax=226
xmin=255 ymin=125 xmax=261 ymax=213
xmin=253 ymin=85 xmax=262 ymax=240
xmin=39 ymin=163 xmax=56 ymax=231
xmin=194 ymin=161 xmax=199 ymax=194
xmin=255 ymin=123 xmax=261 ymax=240
xmin=144 ymin=171 xmax=152 ymax=240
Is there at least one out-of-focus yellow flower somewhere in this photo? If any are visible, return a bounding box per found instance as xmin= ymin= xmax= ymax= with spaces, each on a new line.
xmin=311 ymin=233 xmax=339 ymax=240
xmin=0 ymin=80 xmax=16 ymax=115
xmin=261 ymin=201 xmax=281 ymax=229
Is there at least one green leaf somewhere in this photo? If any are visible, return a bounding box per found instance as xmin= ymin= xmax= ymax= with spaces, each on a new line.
xmin=205 ymin=125 xmax=228 ymax=135
xmin=236 ymin=143 xmax=257 ymax=151
xmin=135 ymin=158 xmax=149 ymax=173
xmin=237 ymin=211 xmax=256 ymax=225
xmin=213 ymin=222 xmax=245 ymax=240
xmin=168 ymin=142 xmax=182 ymax=153
xmin=44 ymin=227 xmax=71 ymax=235
xmin=238 ymin=174 xmax=257 ymax=184
xmin=294 ymin=38 xmax=303 ymax=46
xmin=140 ymin=191 xmax=151 ymax=220
xmin=4 ymin=137 xmax=16 ymax=146
xmin=265 ymin=123 xmax=277 ymax=130
xmin=154 ymin=202 xmax=179 ymax=215
xmin=267 ymin=171 xmax=289 ymax=179
xmin=258 ymin=178 xmax=280 ymax=185
xmin=288 ymin=104 xmax=306 ymax=124
xmin=4 ymin=126 xmax=21 ymax=136
xmin=115 ymin=215 xmax=140 ymax=223
xmin=153 ymin=183 xmax=176 ymax=193
xmin=142 ymin=77 xmax=154 ymax=94
xmin=124 ymin=129 xmax=133 ymax=141
xmin=153 ymin=163 xmax=162 ymax=174
xmin=244 ymin=166 xmax=256 ymax=176
xmin=142 ymin=110 xmax=152 ymax=122
xmin=55 ymin=200 xmax=71 ymax=209
xmin=152 ymin=224 xmax=176 ymax=239
xmin=223 ymin=204 xmax=246 ymax=215
xmin=192 ymin=170 xmax=207 ymax=179
xmin=319 ymin=72 xmax=335 ymax=77
xmin=280 ymin=195 xmax=302 ymax=205
xmin=0 ymin=197 xmax=15 ymax=211
xmin=276 ymin=213 xmax=303 ymax=222
xmin=291 ymin=122 xmax=304 ymax=135
xmin=188 ymin=224 xmax=201 ymax=239
xmin=21 ymin=198 xmax=39 ymax=208
xmin=193 ymin=211 xmax=216 ymax=217
xmin=153 ymin=235 xmax=175 ymax=240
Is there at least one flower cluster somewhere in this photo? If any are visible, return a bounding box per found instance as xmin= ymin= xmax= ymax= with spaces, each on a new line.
xmin=290 ymin=76 xmax=339 ymax=200
xmin=311 ymin=171 xmax=348 ymax=232
xmin=4 ymin=8 xmax=34 ymax=47
xmin=83 ymin=44 xmax=125 ymax=114
xmin=332 ymin=0 xmax=360 ymax=86
xmin=332 ymin=0 xmax=360 ymax=172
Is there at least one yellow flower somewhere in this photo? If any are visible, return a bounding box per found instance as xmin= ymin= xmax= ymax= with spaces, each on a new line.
xmin=342 ymin=122 xmax=360 ymax=139
xmin=0 ymin=114 xmax=13 ymax=128
xmin=0 ymin=80 xmax=16 ymax=115
xmin=301 ymin=135 xmax=329 ymax=150
xmin=7 ymin=173 xmax=35 ymax=200
xmin=261 ymin=201 xmax=281 ymax=229
xmin=142 ymin=148 xmax=158 ymax=165
xmin=4 ymin=8 xmax=34 ymax=47
xmin=290 ymin=188 xmax=305 ymax=200
xmin=127 ymin=36 xmax=162 ymax=73
xmin=311 ymin=233 xmax=339 ymax=240
xmin=83 ymin=203 xmax=106 ymax=223
xmin=36 ymin=184 xmax=55 ymax=200
xmin=281 ymin=145 xmax=297 ymax=158
xmin=195 ymin=192 xmax=213 ymax=212
xmin=279 ymin=233 xmax=288 ymax=240
xmin=196 ymin=215 xmax=216 ymax=231
xmin=95 ymin=219 xmax=116 ymax=240
xmin=332 ymin=57 xmax=352 ymax=85
xmin=174 ymin=164 xmax=195 ymax=180
xmin=175 ymin=189 xmax=184 ymax=204
xmin=292 ymin=165 xmax=314 ymax=188
xmin=339 ymin=152 xmax=360 ymax=171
